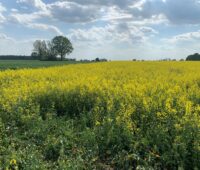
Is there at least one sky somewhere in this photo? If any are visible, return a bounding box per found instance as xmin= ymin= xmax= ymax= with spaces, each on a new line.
xmin=0 ymin=0 xmax=200 ymax=60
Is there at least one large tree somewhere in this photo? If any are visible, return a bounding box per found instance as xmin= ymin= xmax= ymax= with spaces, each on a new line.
xmin=51 ymin=36 xmax=73 ymax=61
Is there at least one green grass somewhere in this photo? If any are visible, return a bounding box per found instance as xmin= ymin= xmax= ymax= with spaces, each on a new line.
xmin=0 ymin=60 xmax=79 ymax=70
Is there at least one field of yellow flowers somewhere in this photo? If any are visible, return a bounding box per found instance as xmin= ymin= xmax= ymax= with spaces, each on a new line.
xmin=0 ymin=61 xmax=200 ymax=169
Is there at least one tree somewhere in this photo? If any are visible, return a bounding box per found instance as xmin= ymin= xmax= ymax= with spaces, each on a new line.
xmin=46 ymin=41 xmax=57 ymax=61
xmin=32 ymin=36 xmax=73 ymax=61
xmin=31 ymin=52 xmax=39 ymax=60
xmin=51 ymin=36 xmax=73 ymax=61
xmin=186 ymin=53 xmax=200 ymax=61
xmin=95 ymin=58 xmax=100 ymax=62
xmin=33 ymin=40 xmax=48 ymax=60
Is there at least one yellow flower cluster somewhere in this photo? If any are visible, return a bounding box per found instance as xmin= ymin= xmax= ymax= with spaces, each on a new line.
xmin=0 ymin=61 xmax=200 ymax=129
xmin=10 ymin=159 xmax=16 ymax=165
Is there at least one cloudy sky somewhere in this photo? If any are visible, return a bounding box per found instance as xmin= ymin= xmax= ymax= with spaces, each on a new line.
xmin=0 ymin=0 xmax=200 ymax=60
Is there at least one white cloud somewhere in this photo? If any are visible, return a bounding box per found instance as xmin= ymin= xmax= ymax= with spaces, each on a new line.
xmin=0 ymin=33 xmax=42 ymax=55
xmin=12 ymin=0 xmax=200 ymax=25
xmin=10 ymin=12 xmax=42 ymax=24
xmin=166 ymin=30 xmax=200 ymax=43
xmin=9 ymin=9 xmax=61 ymax=35
xmin=17 ymin=0 xmax=47 ymax=11
xmin=129 ymin=0 xmax=200 ymax=25
xmin=69 ymin=22 xmax=157 ymax=46
xmin=11 ymin=8 xmax=19 ymax=12
xmin=0 ymin=33 xmax=32 ymax=55
xmin=0 ymin=3 xmax=6 ymax=13
xmin=0 ymin=33 xmax=14 ymax=41
xmin=125 ymin=14 xmax=168 ymax=26
xmin=62 ymin=0 xmax=138 ymax=8
xmin=16 ymin=0 xmax=100 ymax=23
xmin=27 ymin=23 xmax=63 ymax=35
xmin=100 ymin=7 xmax=133 ymax=21
xmin=0 ymin=3 xmax=6 ymax=23
xmin=0 ymin=41 xmax=33 ymax=55
xmin=13 ymin=0 xmax=164 ymax=25
xmin=47 ymin=1 xmax=99 ymax=23
xmin=0 ymin=14 xmax=5 ymax=23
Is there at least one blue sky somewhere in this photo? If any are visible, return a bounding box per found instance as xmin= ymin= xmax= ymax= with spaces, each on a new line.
xmin=0 ymin=0 xmax=200 ymax=60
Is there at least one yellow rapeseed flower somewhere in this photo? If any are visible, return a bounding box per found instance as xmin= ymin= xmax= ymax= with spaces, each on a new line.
xmin=95 ymin=121 xmax=100 ymax=126
xmin=10 ymin=159 xmax=17 ymax=165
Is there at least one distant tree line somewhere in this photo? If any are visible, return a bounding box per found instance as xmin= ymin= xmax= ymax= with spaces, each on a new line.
xmin=32 ymin=36 xmax=74 ymax=61
xmin=0 ymin=55 xmax=33 ymax=60
xmin=80 ymin=58 xmax=108 ymax=62
xmin=93 ymin=58 xmax=107 ymax=62
xmin=186 ymin=53 xmax=200 ymax=61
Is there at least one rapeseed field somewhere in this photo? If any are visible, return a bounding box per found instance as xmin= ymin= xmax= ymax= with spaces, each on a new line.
xmin=0 ymin=61 xmax=200 ymax=169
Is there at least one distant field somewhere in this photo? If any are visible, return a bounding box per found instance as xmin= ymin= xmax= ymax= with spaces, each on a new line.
xmin=0 ymin=60 xmax=79 ymax=70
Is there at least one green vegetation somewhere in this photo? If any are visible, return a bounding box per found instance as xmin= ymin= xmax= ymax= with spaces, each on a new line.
xmin=0 ymin=62 xmax=200 ymax=169
xmin=0 ymin=60 xmax=78 ymax=70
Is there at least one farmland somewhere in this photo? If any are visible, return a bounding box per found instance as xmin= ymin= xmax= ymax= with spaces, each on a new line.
xmin=0 ymin=61 xmax=200 ymax=169
xmin=0 ymin=60 xmax=79 ymax=70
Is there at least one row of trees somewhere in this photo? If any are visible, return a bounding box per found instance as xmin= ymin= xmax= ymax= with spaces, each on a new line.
xmin=32 ymin=36 xmax=73 ymax=61
xmin=0 ymin=55 xmax=33 ymax=60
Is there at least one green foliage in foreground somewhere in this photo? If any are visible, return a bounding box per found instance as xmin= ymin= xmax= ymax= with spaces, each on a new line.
xmin=0 ymin=60 xmax=78 ymax=70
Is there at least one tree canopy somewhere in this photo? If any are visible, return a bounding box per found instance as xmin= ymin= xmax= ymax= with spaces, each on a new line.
xmin=51 ymin=36 xmax=73 ymax=61
xmin=32 ymin=36 xmax=73 ymax=61
xmin=33 ymin=40 xmax=48 ymax=60
xmin=186 ymin=53 xmax=200 ymax=61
